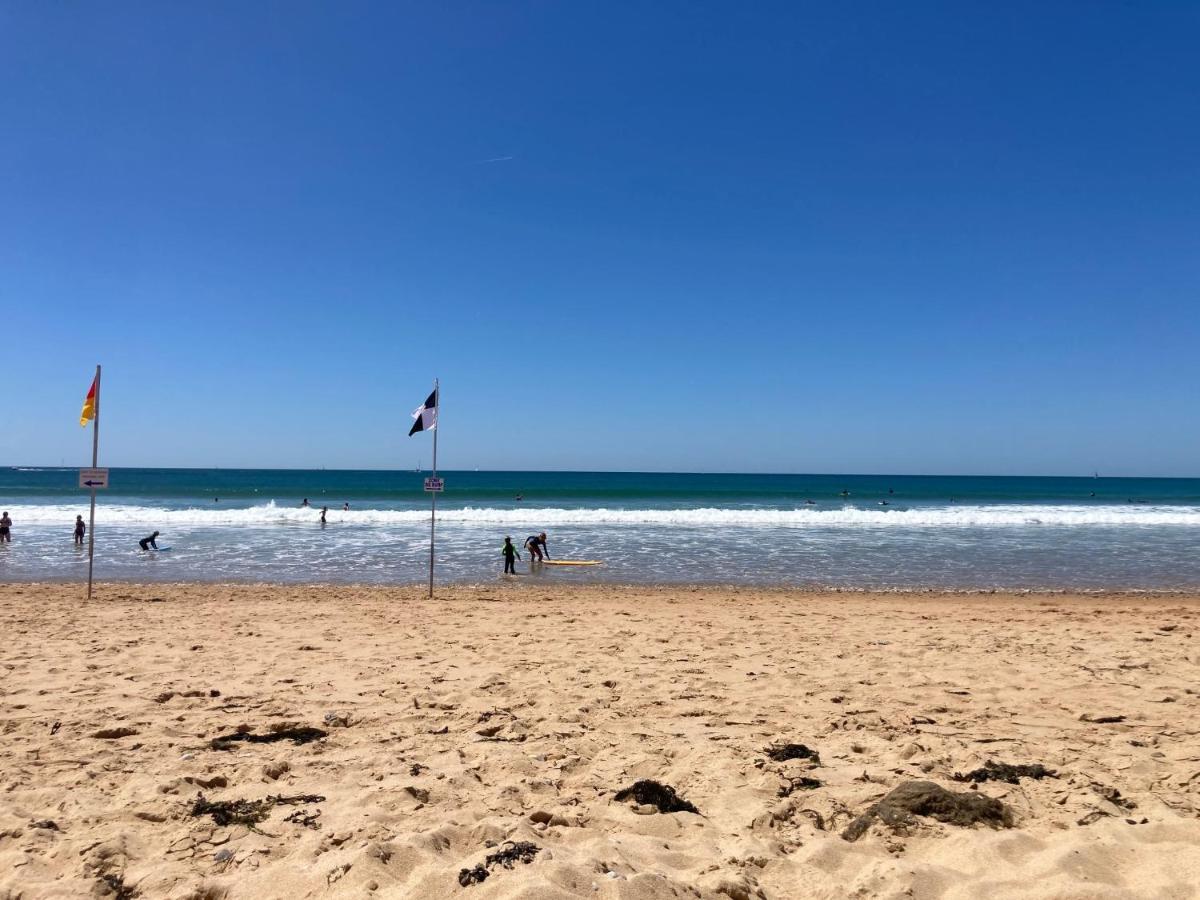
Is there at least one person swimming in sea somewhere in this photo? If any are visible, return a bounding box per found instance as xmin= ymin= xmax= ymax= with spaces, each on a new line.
xmin=139 ymin=531 xmax=160 ymax=551
xmin=320 ymin=506 xmax=328 ymax=525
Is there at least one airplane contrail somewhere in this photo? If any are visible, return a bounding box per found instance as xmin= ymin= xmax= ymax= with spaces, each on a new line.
xmin=471 ymin=155 xmax=514 ymax=165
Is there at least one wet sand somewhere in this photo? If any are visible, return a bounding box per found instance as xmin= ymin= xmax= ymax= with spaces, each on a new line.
xmin=2 ymin=582 xmax=1199 ymax=899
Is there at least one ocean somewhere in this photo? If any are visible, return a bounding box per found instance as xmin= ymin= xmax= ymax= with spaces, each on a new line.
xmin=2 ymin=467 xmax=1199 ymax=589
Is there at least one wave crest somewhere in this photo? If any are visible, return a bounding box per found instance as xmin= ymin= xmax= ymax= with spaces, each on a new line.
xmin=5 ymin=501 xmax=1200 ymax=528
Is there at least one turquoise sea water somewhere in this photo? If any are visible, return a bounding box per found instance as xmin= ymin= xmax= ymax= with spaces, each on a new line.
xmin=2 ymin=467 xmax=1199 ymax=588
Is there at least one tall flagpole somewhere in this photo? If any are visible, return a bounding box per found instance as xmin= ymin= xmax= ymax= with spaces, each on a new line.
xmin=428 ymin=378 xmax=438 ymax=599
xmin=86 ymin=364 xmax=101 ymax=602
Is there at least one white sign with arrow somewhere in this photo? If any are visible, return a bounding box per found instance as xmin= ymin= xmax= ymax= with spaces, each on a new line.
xmin=79 ymin=468 xmax=109 ymax=490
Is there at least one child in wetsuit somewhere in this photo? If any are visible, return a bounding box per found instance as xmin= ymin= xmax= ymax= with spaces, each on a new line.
xmin=501 ymin=536 xmax=520 ymax=574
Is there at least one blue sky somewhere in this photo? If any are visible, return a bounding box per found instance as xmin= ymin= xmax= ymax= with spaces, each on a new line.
xmin=1 ymin=1 xmax=1197 ymax=475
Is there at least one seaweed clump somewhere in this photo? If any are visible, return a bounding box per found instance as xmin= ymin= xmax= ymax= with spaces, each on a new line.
xmin=764 ymin=743 xmax=821 ymax=764
xmin=96 ymin=873 xmax=138 ymax=900
xmin=613 ymin=780 xmax=699 ymax=814
xmin=210 ymin=726 xmax=327 ymax=750
xmin=190 ymin=793 xmax=326 ymax=827
xmin=953 ymin=760 xmax=1056 ymax=785
xmin=458 ymin=864 xmax=489 ymax=887
xmin=486 ymin=841 xmax=540 ymax=869
xmin=841 ymin=780 xmax=1012 ymax=843
xmin=458 ymin=841 xmax=540 ymax=887
xmin=778 ymin=776 xmax=823 ymax=797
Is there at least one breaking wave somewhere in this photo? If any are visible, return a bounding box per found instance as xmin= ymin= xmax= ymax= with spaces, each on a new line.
xmin=7 ymin=501 xmax=1200 ymax=528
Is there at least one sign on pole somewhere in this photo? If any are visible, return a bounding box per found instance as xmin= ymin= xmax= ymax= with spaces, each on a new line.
xmin=424 ymin=476 xmax=445 ymax=493
xmin=79 ymin=468 xmax=110 ymax=490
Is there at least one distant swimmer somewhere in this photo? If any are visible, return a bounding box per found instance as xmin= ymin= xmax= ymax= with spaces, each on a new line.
xmin=0 ymin=511 xmax=11 ymax=543
xmin=879 ymin=500 xmax=890 ymax=506
xmin=139 ymin=531 xmax=160 ymax=551
xmin=214 ymin=497 xmax=219 ymax=503
xmin=805 ymin=499 xmax=816 ymax=505
xmin=320 ymin=506 xmax=328 ymax=525
xmin=501 ymin=536 xmax=521 ymax=575
xmin=888 ymin=488 xmax=894 ymax=494
xmin=840 ymin=490 xmax=850 ymax=497
xmin=524 ymin=531 xmax=550 ymax=562
xmin=301 ymin=498 xmax=310 ymax=507
xmin=74 ymin=515 xmax=86 ymax=545
xmin=343 ymin=502 xmax=350 ymax=511
xmin=515 ymin=494 xmax=523 ymax=502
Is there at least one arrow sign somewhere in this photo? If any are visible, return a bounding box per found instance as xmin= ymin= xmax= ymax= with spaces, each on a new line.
xmin=79 ymin=468 xmax=110 ymax=490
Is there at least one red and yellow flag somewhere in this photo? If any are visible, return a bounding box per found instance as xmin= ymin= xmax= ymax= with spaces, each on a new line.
xmin=80 ymin=375 xmax=98 ymax=427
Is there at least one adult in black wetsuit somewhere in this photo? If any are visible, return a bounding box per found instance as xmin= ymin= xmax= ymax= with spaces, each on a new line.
xmin=524 ymin=532 xmax=549 ymax=562
xmin=139 ymin=531 xmax=160 ymax=551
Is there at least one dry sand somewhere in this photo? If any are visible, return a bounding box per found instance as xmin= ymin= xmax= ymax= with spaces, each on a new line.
xmin=2 ymin=582 xmax=1199 ymax=900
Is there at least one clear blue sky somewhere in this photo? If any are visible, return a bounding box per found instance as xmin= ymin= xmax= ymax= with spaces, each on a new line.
xmin=2 ymin=1 xmax=1197 ymax=475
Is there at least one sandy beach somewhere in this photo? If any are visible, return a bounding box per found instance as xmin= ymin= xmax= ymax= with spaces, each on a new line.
xmin=2 ymin=582 xmax=1198 ymax=899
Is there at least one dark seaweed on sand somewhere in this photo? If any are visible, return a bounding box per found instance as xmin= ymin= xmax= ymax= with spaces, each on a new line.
xmin=778 ymin=776 xmax=823 ymax=797
xmin=190 ymin=792 xmax=326 ymax=827
xmin=953 ymin=760 xmax=1056 ymax=785
xmin=97 ymin=873 xmax=138 ymax=900
xmin=458 ymin=865 xmax=489 ymax=886
xmin=458 ymin=842 xmax=540 ymax=887
xmin=209 ymin=726 xmax=327 ymax=750
xmin=764 ymin=743 xmax=821 ymax=764
xmin=613 ymin=780 xmax=699 ymax=814
xmin=841 ymin=780 xmax=1012 ymax=842
xmin=486 ymin=841 xmax=540 ymax=869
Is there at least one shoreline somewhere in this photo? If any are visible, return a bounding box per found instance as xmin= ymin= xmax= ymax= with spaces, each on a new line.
xmin=9 ymin=579 xmax=1200 ymax=597
xmin=4 ymin=582 xmax=1199 ymax=898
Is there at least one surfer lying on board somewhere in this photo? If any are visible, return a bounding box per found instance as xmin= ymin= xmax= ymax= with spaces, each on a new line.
xmin=502 ymin=536 xmax=521 ymax=574
xmin=524 ymin=532 xmax=550 ymax=561
xmin=138 ymin=531 xmax=160 ymax=551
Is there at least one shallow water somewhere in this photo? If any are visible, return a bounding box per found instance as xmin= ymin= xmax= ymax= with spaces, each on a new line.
xmin=2 ymin=468 xmax=1198 ymax=588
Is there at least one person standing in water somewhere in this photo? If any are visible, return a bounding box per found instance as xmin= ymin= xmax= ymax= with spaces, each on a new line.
xmin=319 ymin=506 xmax=328 ymax=525
xmin=524 ymin=531 xmax=550 ymax=562
xmin=501 ymin=536 xmax=521 ymax=574
xmin=74 ymin=515 xmax=86 ymax=545
xmin=0 ymin=511 xmax=11 ymax=543
xmin=139 ymin=531 xmax=160 ymax=551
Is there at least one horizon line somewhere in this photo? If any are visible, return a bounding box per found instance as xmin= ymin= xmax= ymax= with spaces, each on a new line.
xmin=5 ymin=464 xmax=1199 ymax=481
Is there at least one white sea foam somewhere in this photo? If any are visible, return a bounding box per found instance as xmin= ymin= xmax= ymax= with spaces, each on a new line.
xmin=6 ymin=501 xmax=1200 ymax=528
